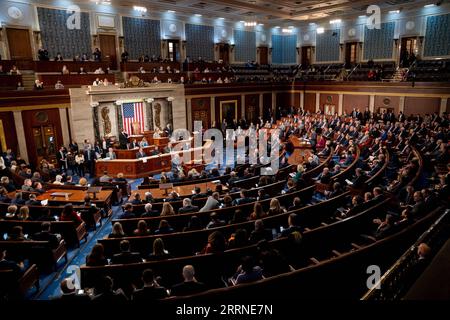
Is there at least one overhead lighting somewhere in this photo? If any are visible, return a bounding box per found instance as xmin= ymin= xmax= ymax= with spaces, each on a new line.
xmin=168 ymin=10 xmax=175 ymax=13
xmin=133 ymin=6 xmax=147 ymax=13
xmin=195 ymin=14 xmax=202 ymax=17
xmin=358 ymin=15 xmax=366 ymax=18
xmin=258 ymin=23 xmax=264 ymax=26
xmin=424 ymin=3 xmax=436 ymax=7
xmin=282 ymin=28 xmax=293 ymax=33
xmin=389 ymin=10 xmax=400 ymax=14
xmin=275 ymin=26 xmax=280 ymax=28
xmin=317 ymin=27 xmax=324 ymax=34
xmin=309 ymin=22 xmax=316 ymax=26
xmin=329 ymin=19 xmax=341 ymax=24
xmin=218 ymin=17 xmax=225 ymax=20
xmin=244 ymin=21 xmax=257 ymax=27
xmin=92 ymin=0 xmax=111 ymax=4
xmin=288 ymin=26 xmax=294 ymax=28
xmin=240 ymin=20 xmax=245 ymax=23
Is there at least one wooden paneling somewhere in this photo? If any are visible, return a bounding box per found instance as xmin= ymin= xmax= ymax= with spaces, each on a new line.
xmin=191 ymin=98 xmax=211 ymax=129
xmin=34 ymin=61 xmax=111 ymax=73
xmin=304 ymin=93 xmax=316 ymax=112
xmin=258 ymin=47 xmax=268 ymax=65
xmin=214 ymin=95 xmax=241 ymax=125
xmin=319 ymin=93 xmax=339 ymax=113
xmin=0 ymin=75 xmax=22 ymax=90
xmin=447 ymin=98 xmax=450 ymax=113
xmin=6 ymin=28 xmax=32 ymax=60
xmin=404 ymin=97 xmax=440 ymax=115
xmin=120 ymin=62 xmax=181 ymax=72
xmin=0 ymin=90 xmax=70 ymax=109
xmin=343 ymin=95 xmax=370 ymax=114
xmin=0 ymin=112 xmax=18 ymax=155
xmin=37 ymin=74 xmax=115 ymax=87
xmin=99 ymin=34 xmax=118 ymax=70
xmin=245 ymin=94 xmax=260 ymax=124
xmin=374 ymin=95 xmax=400 ymax=114
xmin=21 ymin=109 xmax=63 ymax=166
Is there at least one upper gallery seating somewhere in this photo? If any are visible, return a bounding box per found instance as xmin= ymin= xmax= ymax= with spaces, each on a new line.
xmin=406 ymin=59 xmax=450 ymax=82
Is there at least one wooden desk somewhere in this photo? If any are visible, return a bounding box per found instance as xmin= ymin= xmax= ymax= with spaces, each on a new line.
xmin=128 ymin=131 xmax=154 ymax=145
xmin=114 ymin=145 xmax=157 ymax=159
xmin=132 ymin=182 xmax=224 ymax=199
xmin=95 ymin=141 xmax=213 ymax=178
xmin=288 ymin=136 xmax=313 ymax=165
xmin=36 ymin=188 xmax=113 ymax=204
xmin=154 ymin=137 xmax=170 ymax=146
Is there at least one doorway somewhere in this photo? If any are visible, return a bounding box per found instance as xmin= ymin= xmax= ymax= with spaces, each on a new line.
xmin=400 ymin=37 xmax=418 ymax=68
xmin=345 ymin=42 xmax=358 ymax=68
xmin=217 ymin=43 xmax=230 ymax=64
xmin=258 ymin=46 xmax=268 ymax=65
xmin=99 ymin=34 xmax=117 ymax=69
xmin=33 ymin=125 xmax=58 ymax=165
xmin=167 ymin=39 xmax=180 ymax=62
xmin=6 ymin=28 xmax=33 ymax=60
xmin=301 ymin=46 xmax=313 ymax=68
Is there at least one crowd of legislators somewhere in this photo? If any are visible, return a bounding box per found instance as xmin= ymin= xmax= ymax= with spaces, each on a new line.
xmin=0 ymin=105 xmax=449 ymax=301
xmin=37 ymin=48 xmax=103 ymax=62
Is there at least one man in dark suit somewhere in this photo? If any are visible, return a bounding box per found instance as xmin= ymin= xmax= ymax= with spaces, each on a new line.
xmin=54 ymin=278 xmax=91 ymax=302
xmin=170 ymin=265 xmax=206 ymax=296
xmin=105 ymin=147 xmax=116 ymax=159
xmin=191 ymin=187 xmax=207 ymax=200
xmin=84 ymin=147 xmax=96 ymax=176
xmin=178 ymin=198 xmax=199 ymax=214
xmin=111 ymin=240 xmax=142 ymax=265
xmin=232 ymin=189 xmax=256 ymax=206
xmin=25 ymin=194 xmax=42 ymax=206
xmin=31 ymin=222 xmax=60 ymax=249
xmin=119 ymin=129 xmax=129 ymax=149
xmin=56 ymin=147 xmax=67 ymax=172
xmin=279 ymin=214 xmax=302 ymax=238
xmin=136 ymin=147 xmax=146 ymax=159
xmin=119 ymin=203 xmax=136 ymax=219
xmin=0 ymin=249 xmax=23 ymax=280
xmin=132 ymin=269 xmax=168 ymax=301
xmin=350 ymin=168 xmax=368 ymax=189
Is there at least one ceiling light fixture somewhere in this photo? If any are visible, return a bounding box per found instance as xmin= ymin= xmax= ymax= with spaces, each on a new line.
xmin=133 ymin=6 xmax=147 ymax=13
xmin=317 ymin=27 xmax=324 ymax=34
xmin=329 ymin=19 xmax=341 ymax=24
xmin=195 ymin=14 xmax=202 ymax=17
xmin=168 ymin=10 xmax=175 ymax=13
xmin=244 ymin=21 xmax=257 ymax=27
xmin=389 ymin=10 xmax=400 ymax=14
xmin=282 ymin=28 xmax=293 ymax=33
xmin=424 ymin=3 xmax=436 ymax=7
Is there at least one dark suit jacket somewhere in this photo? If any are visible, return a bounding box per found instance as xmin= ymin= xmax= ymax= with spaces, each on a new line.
xmin=133 ymin=286 xmax=168 ymax=301
xmin=171 ymin=281 xmax=206 ymax=296
xmin=31 ymin=231 xmax=59 ymax=248
xmin=178 ymin=205 xmax=199 ymax=214
xmin=111 ymin=252 xmax=142 ymax=265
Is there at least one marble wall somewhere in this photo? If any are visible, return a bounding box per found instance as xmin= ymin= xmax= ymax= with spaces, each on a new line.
xmin=69 ymin=84 xmax=186 ymax=146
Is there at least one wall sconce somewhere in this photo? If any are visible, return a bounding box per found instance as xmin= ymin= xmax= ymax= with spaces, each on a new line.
xmin=418 ymin=36 xmax=424 ymax=45
xmin=269 ymin=47 xmax=273 ymax=55
xmin=393 ymin=38 xmax=399 ymax=46
xmin=230 ymin=44 xmax=235 ymax=52
xmin=339 ymin=43 xmax=344 ymax=50
xmin=182 ymin=40 xmax=187 ymax=50
xmin=146 ymin=98 xmax=154 ymax=103
xmin=296 ymin=47 xmax=300 ymax=55
xmin=33 ymin=31 xmax=41 ymax=43
xmin=93 ymin=34 xmax=98 ymax=46
xmin=115 ymin=100 xmax=123 ymax=105
xmin=118 ymin=36 xmax=124 ymax=47
xmin=90 ymin=102 xmax=100 ymax=107
xmin=167 ymin=97 xmax=175 ymax=102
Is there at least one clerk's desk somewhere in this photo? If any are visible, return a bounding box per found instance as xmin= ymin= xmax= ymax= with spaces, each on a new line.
xmin=96 ymin=140 xmax=212 ymax=178
xmin=115 ymin=138 xmax=192 ymax=159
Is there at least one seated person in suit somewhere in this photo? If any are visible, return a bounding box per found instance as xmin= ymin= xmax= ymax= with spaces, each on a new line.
xmin=31 ymin=222 xmax=60 ymax=249
xmin=373 ymin=214 xmax=396 ymax=239
xmin=105 ymin=147 xmax=116 ymax=160
xmin=86 ymin=243 xmax=108 ymax=267
xmin=25 ymin=193 xmax=41 ymax=206
xmin=288 ymin=197 xmax=303 ymax=211
xmin=55 ymin=278 xmax=91 ymax=302
xmin=136 ymin=147 xmax=147 ymax=159
xmin=232 ymin=256 xmax=263 ymax=285
xmin=206 ymin=212 xmax=226 ymax=229
xmin=144 ymin=191 xmax=154 ymax=203
xmin=191 ymin=187 xmax=207 ymax=200
xmin=92 ymin=276 xmax=128 ymax=301
xmin=133 ymin=269 xmax=168 ymax=301
xmin=349 ymin=168 xmax=368 ymax=189
xmin=170 ymin=265 xmax=206 ymax=296
xmin=232 ymin=189 xmax=255 ymax=206
xmin=79 ymin=195 xmax=99 ymax=229
xmin=113 ymin=172 xmax=127 ymax=183
xmin=178 ymin=198 xmax=199 ymax=214
xmin=119 ymin=203 xmax=136 ymax=219
xmin=129 ymin=193 xmax=143 ymax=205
xmin=278 ymin=213 xmax=302 ymax=238
xmin=141 ymin=203 xmax=159 ymax=217
xmin=248 ymin=219 xmax=272 ymax=244
xmin=0 ymin=249 xmax=25 ymax=282
xmin=99 ymin=171 xmax=112 ymax=183
xmin=61 ymin=203 xmax=83 ymax=226
xmin=111 ymin=240 xmax=142 ymax=265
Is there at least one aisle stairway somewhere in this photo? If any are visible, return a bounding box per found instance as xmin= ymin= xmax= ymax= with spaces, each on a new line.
xmin=390 ymin=67 xmax=408 ymax=82
xmin=21 ymin=72 xmax=37 ymax=90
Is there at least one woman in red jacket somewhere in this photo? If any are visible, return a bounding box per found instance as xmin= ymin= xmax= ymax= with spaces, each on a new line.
xmin=61 ymin=203 xmax=82 ymax=225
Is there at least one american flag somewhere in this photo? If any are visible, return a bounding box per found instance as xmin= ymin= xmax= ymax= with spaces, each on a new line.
xmin=122 ymin=102 xmax=144 ymax=134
